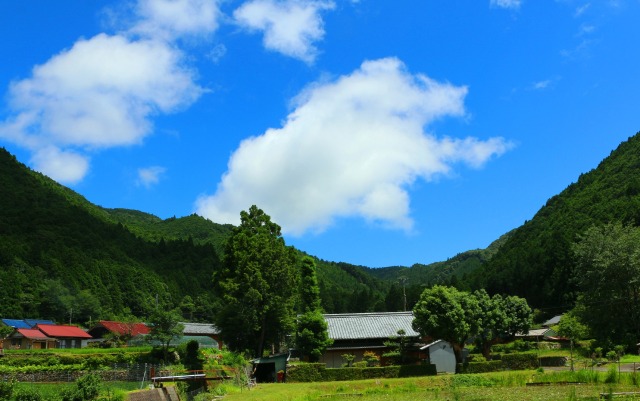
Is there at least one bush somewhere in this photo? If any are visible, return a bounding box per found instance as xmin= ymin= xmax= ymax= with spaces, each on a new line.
xmin=61 ymin=373 xmax=102 ymax=401
xmin=501 ymin=352 xmax=538 ymax=370
xmin=0 ymin=378 xmax=15 ymax=401
xmin=13 ymin=388 xmax=43 ymax=401
xmin=286 ymin=363 xmax=325 ymax=382
xmin=459 ymin=360 xmax=503 ymax=374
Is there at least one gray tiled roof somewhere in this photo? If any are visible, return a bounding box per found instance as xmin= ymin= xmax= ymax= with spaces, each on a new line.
xmin=324 ymin=312 xmax=420 ymax=340
xmin=180 ymin=322 xmax=219 ymax=335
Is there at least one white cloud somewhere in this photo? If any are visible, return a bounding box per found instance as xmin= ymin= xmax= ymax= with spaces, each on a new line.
xmin=0 ymin=0 xmax=217 ymax=184
xmin=131 ymin=0 xmax=222 ymax=40
xmin=196 ymin=58 xmax=513 ymax=234
xmin=574 ymin=3 xmax=591 ymax=17
xmin=490 ymin=0 xmax=522 ymax=9
xmin=233 ymin=0 xmax=335 ymax=63
xmin=532 ymin=79 xmax=551 ymax=90
xmin=30 ymin=147 xmax=90 ymax=185
xmin=137 ymin=166 xmax=167 ymax=188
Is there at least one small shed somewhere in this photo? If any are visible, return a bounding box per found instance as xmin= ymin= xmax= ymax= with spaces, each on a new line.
xmin=420 ymin=340 xmax=456 ymax=374
xmin=251 ymin=353 xmax=289 ymax=383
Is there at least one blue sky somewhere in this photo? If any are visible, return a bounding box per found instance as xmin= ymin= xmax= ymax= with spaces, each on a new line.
xmin=1 ymin=0 xmax=639 ymax=267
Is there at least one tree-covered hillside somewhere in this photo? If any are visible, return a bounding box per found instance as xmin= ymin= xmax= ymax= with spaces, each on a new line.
xmin=0 ymin=147 xmax=393 ymax=323
xmin=0 ymin=148 xmax=221 ymax=323
xmin=468 ymin=132 xmax=640 ymax=309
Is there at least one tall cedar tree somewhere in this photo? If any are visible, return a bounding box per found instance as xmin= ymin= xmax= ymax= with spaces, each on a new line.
xmin=213 ymin=205 xmax=299 ymax=357
xmin=296 ymin=257 xmax=332 ymax=362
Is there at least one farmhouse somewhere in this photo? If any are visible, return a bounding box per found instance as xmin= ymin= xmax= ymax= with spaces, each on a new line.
xmin=4 ymin=328 xmax=57 ymax=350
xmin=319 ymin=312 xmax=423 ymax=368
xmin=35 ymin=324 xmax=92 ymax=348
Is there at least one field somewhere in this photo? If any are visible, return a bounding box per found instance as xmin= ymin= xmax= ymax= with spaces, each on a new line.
xmin=216 ymin=370 xmax=640 ymax=401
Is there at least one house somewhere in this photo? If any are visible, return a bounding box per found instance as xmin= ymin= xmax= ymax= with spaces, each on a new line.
xmin=179 ymin=322 xmax=223 ymax=349
xmin=1 ymin=319 xmax=32 ymax=329
xmin=420 ymin=340 xmax=456 ymax=373
xmin=319 ymin=312 xmax=422 ymax=368
xmin=515 ymin=327 xmax=557 ymax=342
xmin=4 ymin=328 xmax=57 ymax=350
xmin=88 ymin=320 xmax=150 ymax=345
xmin=35 ymin=324 xmax=92 ymax=348
xmin=542 ymin=315 xmax=563 ymax=328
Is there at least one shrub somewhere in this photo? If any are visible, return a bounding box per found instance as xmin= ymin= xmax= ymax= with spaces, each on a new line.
xmin=501 ymin=352 xmax=538 ymax=370
xmin=13 ymin=388 xmax=43 ymax=401
xmin=363 ymin=351 xmax=380 ymax=367
xmin=61 ymin=373 xmax=102 ymax=401
xmin=286 ymin=363 xmax=325 ymax=382
xmin=459 ymin=360 xmax=502 ymax=374
xmin=0 ymin=378 xmax=16 ymax=401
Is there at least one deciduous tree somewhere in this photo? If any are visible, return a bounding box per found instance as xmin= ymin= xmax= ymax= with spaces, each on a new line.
xmin=573 ymin=222 xmax=640 ymax=348
xmin=412 ymin=285 xmax=481 ymax=363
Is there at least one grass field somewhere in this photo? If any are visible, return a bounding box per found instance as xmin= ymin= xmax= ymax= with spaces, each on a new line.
xmin=214 ymin=370 xmax=640 ymax=401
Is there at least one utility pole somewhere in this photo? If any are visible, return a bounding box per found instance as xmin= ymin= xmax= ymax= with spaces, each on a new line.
xmin=399 ymin=277 xmax=408 ymax=312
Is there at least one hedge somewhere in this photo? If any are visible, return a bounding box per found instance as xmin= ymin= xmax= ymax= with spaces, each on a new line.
xmin=459 ymin=352 xmax=539 ymax=373
xmin=501 ymin=352 xmax=539 ymax=370
xmin=287 ymin=364 xmax=437 ymax=382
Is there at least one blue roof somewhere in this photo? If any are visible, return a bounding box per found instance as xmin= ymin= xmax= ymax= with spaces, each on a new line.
xmin=24 ymin=319 xmax=55 ymax=328
xmin=1 ymin=319 xmax=31 ymax=329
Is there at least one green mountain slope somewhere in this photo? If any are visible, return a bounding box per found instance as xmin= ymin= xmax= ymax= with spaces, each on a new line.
xmin=0 ymin=148 xmax=222 ymax=323
xmin=469 ymin=132 xmax=640 ymax=308
xmin=0 ymin=147 xmax=393 ymax=321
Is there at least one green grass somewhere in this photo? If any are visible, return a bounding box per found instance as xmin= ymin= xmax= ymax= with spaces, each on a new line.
xmin=215 ymin=370 xmax=640 ymax=401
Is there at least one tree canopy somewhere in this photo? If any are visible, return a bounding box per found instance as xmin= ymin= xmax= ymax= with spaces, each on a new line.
xmin=412 ymin=285 xmax=481 ymax=363
xmin=213 ymin=205 xmax=299 ymax=357
xmin=296 ymin=256 xmax=332 ymax=362
xmin=572 ymin=222 xmax=640 ymax=348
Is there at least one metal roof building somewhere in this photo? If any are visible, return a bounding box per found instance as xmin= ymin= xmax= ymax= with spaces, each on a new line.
xmin=324 ymin=312 xmax=420 ymax=341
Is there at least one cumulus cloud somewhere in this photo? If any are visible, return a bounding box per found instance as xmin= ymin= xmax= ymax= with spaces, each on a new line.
xmin=131 ymin=0 xmax=221 ymax=40
xmin=490 ymin=0 xmax=522 ymax=9
xmin=0 ymin=0 xmax=220 ymax=184
xmin=31 ymin=147 xmax=90 ymax=185
xmin=196 ymin=58 xmax=513 ymax=234
xmin=0 ymin=33 xmax=204 ymax=183
xmin=137 ymin=165 xmax=167 ymax=188
xmin=233 ymin=0 xmax=335 ymax=63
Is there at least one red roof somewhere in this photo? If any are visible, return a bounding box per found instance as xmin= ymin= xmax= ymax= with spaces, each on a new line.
xmin=99 ymin=320 xmax=150 ymax=337
xmin=35 ymin=324 xmax=92 ymax=339
xmin=16 ymin=329 xmax=54 ymax=341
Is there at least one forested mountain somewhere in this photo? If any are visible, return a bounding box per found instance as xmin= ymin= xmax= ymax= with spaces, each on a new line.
xmin=0 ymin=148 xmax=222 ymax=323
xmin=0 ymin=147 xmax=394 ymax=323
xmin=467 ymin=132 xmax=640 ymax=309
xmin=6 ymin=130 xmax=637 ymax=325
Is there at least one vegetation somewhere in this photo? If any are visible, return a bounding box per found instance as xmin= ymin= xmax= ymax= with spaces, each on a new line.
xmin=296 ymin=257 xmax=332 ymax=362
xmin=213 ymin=205 xmax=299 ymax=357
xmin=468 ymin=132 xmax=640 ymax=311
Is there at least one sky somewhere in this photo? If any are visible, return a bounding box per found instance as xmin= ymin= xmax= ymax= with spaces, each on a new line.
xmin=1 ymin=0 xmax=640 ymax=268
